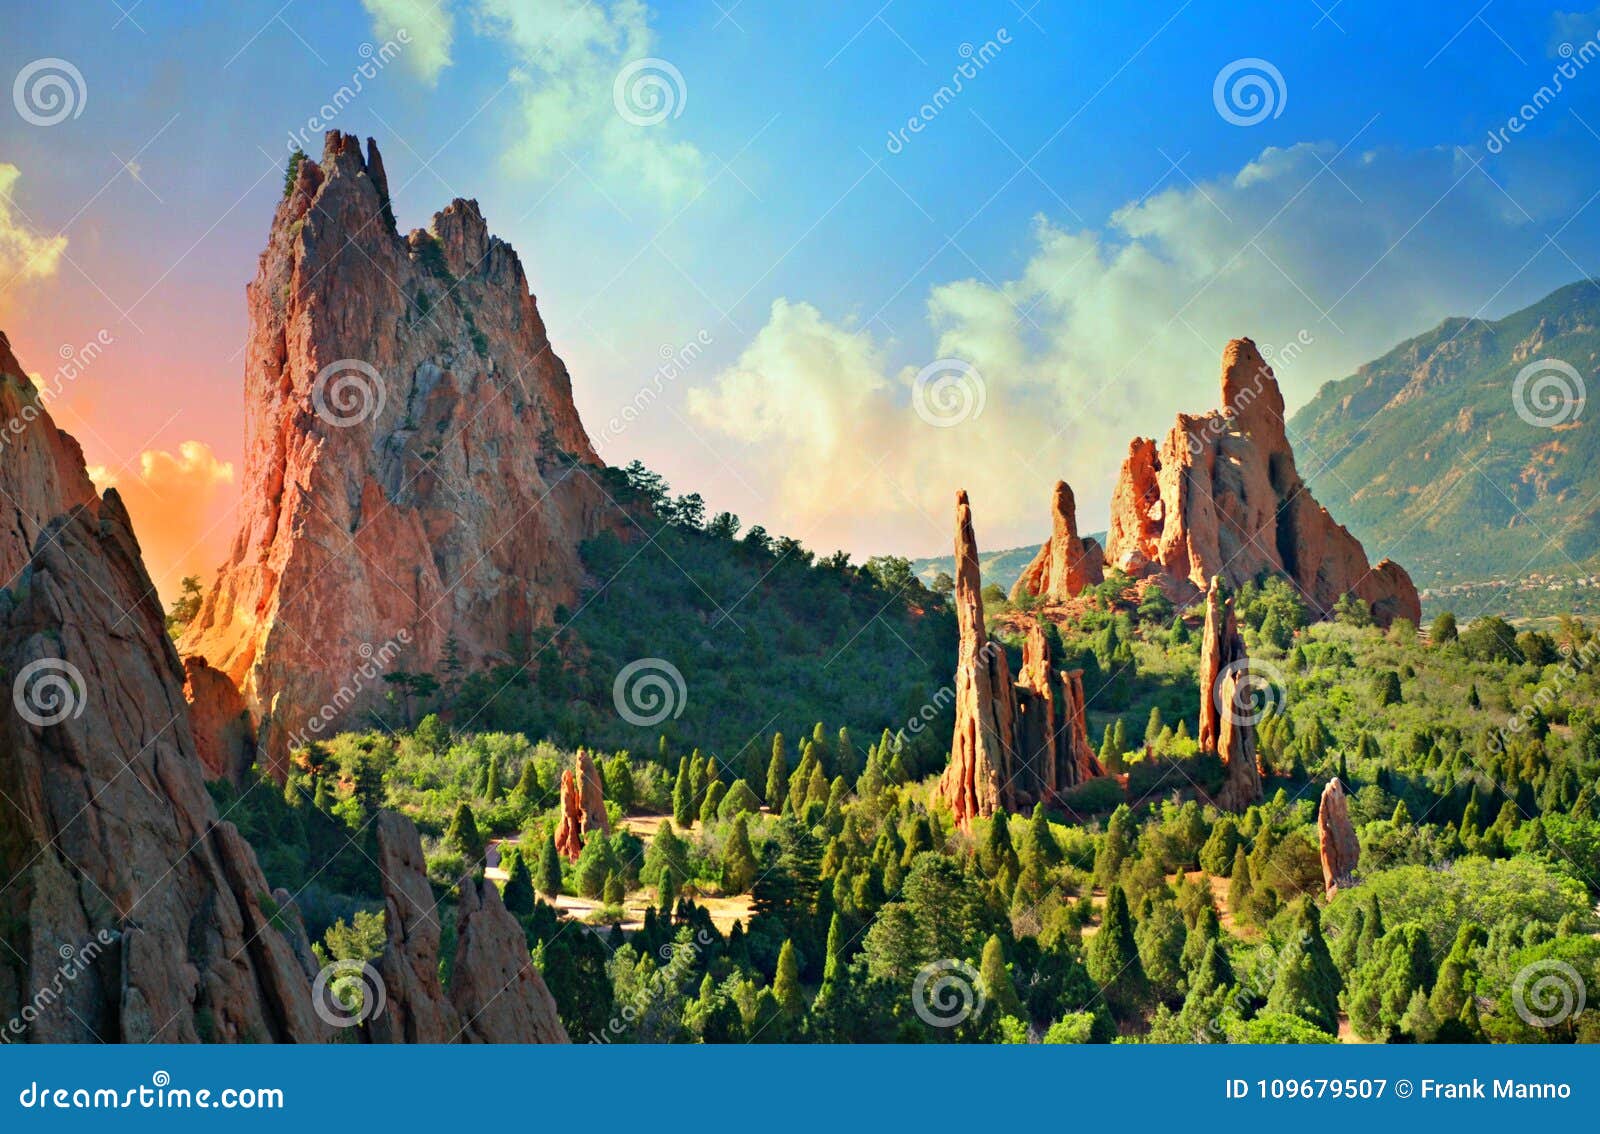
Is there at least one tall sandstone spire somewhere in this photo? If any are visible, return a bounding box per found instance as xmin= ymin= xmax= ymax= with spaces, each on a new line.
xmin=179 ymin=132 xmax=618 ymax=777
xmin=1010 ymin=479 xmax=1105 ymax=602
xmin=1106 ymin=338 xmax=1419 ymax=628
xmin=1198 ymin=577 xmax=1263 ymax=812
xmin=939 ymin=492 xmax=1104 ymax=831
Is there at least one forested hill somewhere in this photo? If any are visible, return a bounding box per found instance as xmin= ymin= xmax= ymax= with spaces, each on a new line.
xmin=1290 ymin=281 xmax=1600 ymax=593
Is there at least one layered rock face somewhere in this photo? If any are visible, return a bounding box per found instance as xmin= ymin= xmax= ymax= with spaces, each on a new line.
xmin=0 ymin=335 xmax=326 ymax=1042
xmin=1011 ymin=480 xmax=1105 ymax=602
xmin=1198 ymin=578 xmax=1263 ymax=812
xmin=938 ymin=491 xmax=1020 ymax=831
xmin=1106 ymin=339 xmax=1420 ymax=628
xmin=939 ymin=492 xmax=1106 ymax=830
xmin=1318 ymin=777 xmax=1360 ymax=897
xmin=370 ymin=813 xmax=567 ymax=1043
xmin=179 ymin=132 xmax=617 ymax=777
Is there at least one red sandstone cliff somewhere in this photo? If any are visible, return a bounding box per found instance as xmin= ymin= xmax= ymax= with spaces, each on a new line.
xmin=1318 ymin=776 xmax=1360 ymax=897
xmin=1106 ymin=339 xmax=1420 ymax=627
xmin=1198 ymin=577 xmax=1263 ymax=812
xmin=179 ymin=132 xmax=618 ymax=777
xmin=0 ymin=333 xmax=327 ymax=1042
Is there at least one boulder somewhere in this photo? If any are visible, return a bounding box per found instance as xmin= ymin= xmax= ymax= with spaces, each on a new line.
xmin=1318 ymin=777 xmax=1360 ymax=897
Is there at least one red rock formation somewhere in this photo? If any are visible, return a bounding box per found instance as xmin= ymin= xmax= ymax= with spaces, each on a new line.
xmin=1318 ymin=777 xmax=1360 ymax=897
xmin=179 ymin=132 xmax=619 ymax=777
xmin=1198 ymin=578 xmax=1263 ymax=812
xmin=554 ymin=769 xmax=584 ymax=861
xmin=575 ymin=748 xmax=610 ymax=836
xmin=938 ymin=491 xmax=1019 ymax=830
xmin=183 ymin=655 xmax=255 ymax=782
xmin=370 ymin=812 xmax=567 ymax=1043
xmin=1106 ymin=339 xmax=1420 ymax=627
xmin=1014 ymin=624 xmax=1104 ymax=800
xmin=0 ymin=332 xmax=326 ymax=1041
xmin=1011 ymin=480 xmax=1105 ymax=602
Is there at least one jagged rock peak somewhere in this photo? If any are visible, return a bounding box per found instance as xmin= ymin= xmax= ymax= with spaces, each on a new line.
xmin=1011 ymin=479 xmax=1105 ymax=602
xmin=1199 ymin=577 xmax=1263 ymax=812
xmin=179 ymin=130 xmax=619 ymax=778
xmin=1105 ymin=337 xmax=1420 ymax=628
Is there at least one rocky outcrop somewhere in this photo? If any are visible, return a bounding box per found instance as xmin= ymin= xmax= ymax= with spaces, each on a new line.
xmin=183 ymin=655 xmax=255 ymax=783
xmin=1014 ymin=623 xmax=1103 ymax=799
xmin=938 ymin=491 xmax=1020 ymax=830
xmin=178 ymin=132 xmax=619 ymax=777
xmin=575 ymin=748 xmax=609 ymax=835
xmin=554 ymin=769 xmax=585 ymax=861
xmin=0 ymin=333 xmax=327 ymax=1041
xmin=370 ymin=811 xmax=567 ymax=1043
xmin=1198 ymin=578 xmax=1262 ymax=812
xmin=939 ymin=492 xmax=1108 ymax=830
xmin=1106 ymin=339 xmax=1420 ymax=627
xmin=1318 ymin=777 xmax=1359 ymax=897
xmin=1011 ymin=480 xmax=1104 ymax=602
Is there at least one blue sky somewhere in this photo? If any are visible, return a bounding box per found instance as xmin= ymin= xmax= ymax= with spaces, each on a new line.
xmin=6 ymin=0 xmax=1600 ymax=586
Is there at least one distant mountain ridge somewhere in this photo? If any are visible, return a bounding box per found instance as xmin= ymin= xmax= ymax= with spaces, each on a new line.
xmin=1291 ymin=281 xmax=1600 ymax=591
xmin=912 ymin=536 xmax=1107 ymax=593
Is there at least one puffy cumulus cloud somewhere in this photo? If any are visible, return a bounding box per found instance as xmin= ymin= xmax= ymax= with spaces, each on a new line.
xmin=360 ymin=0 xmax=454 ymax=84
xmin=472 ymin=0 xmax=703 ymax=204
xmin=690 ymin=141 xmax=1577 ymax=557
xmin=89 ymin=442 xmax=236 ymax=597
xmin=0 ymin=163 xmax=68 ymax=318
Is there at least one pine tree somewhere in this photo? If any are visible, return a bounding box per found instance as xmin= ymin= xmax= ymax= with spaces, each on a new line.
xmin=722 ymin=813 xmax=758 ymax=893
xmin=980 ymin=813 xmax=1020 ymax=883
xmin=836 ymin=727 xmax=857 ymax=780
xmin=1087 ymin=884 xmax=1145 ymax=1009
xmin=484 ymin=753 xmax=503 ymax=801
xmin=445 ymin=802 xmax=485 ymax=866
xmin=501 ymin=846 xmax=535 ymax=916
xmin=1264 ymin=898 xmax=1340 ymax=1033
xmin=673 ymin=758 xmax=695 ymax=829
xmin=766 ymin=738 xmax=789 ymax=807
xmin=774 ymin=939 xmax=805 ymax=1018
xmin=805 ymin=761 xmax=829 ymax=810
xmin=602 ymin=871 xmax=625 ymax=907
xmin=1467 ymin=683 xmax=1480 ymax=709
xmin=536 ymin=836 xmax=563 ymax=898
xmin=979 ymin=933 xmax=1024 ymax=1022
xmin=511 ymin=760 xmax=541 ymax=811
xmin=1226 ymin=845 xmax=1254 ymax=918
xmin=1144 ymin=705 xmax=1164 ymax=748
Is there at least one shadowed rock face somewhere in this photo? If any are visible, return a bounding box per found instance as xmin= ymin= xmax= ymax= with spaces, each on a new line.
xmin=370 ymin=812 xmax=567 ymax=1043
xmin=1106 ymin=339 xmax=1420 ymax=628
xmin=1318 ymin=777 xmax=1360 ymax=897
xmin=1198 ymin=577 xmax=1263 ymax=813
xmin=0 ymin=334 xmax=326 ymax=1043
xmin=179 ymin=131 xmax=620 ymax=778
xmin=1011 ymin=480 xmax=1104 ymax=602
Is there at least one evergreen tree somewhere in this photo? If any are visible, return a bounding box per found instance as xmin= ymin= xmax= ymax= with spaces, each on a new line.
xmin=1264 ymin=898 xmax=1340 ymax=1033
xmin=979 ymin=934 xmax=1024 ymax=1022
xmin=1086 ymin=884 xmax=1145 ymax=1010
xmin=445 ymin=802 xmax=485 ymax=866
xmin=722 ymin=813 xmax=759 ymax=893
xmin=1021 ymin=803 xmax=1061 ymax=869
xmin=673 ymin=758 xmax=695 ymax=829
xmin=501 ymin=846 xmax=535 ymax=916
xmin=774 ymin=939 xmax=805 ymax=1018
xmin=1226 ymin=845 xmax=1254 ymax=919
xmin=766 ymin=737 xmax=789 ymax=808
xmin=602 ymin=871 xmax=625 ymax=907
xmin=536 ymin=836 xmax=563 ymax=897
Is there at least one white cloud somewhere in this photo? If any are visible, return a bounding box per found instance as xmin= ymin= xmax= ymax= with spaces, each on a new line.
xmin=361 ymin=0 xmax=454 ymax=84
xmin=689 ymin=141 xmax=1575 ymax=557
xmin=0 ymin=163 xmax=68 ymax=319
xmin=90 ymin=441 xmax=236 ymax=595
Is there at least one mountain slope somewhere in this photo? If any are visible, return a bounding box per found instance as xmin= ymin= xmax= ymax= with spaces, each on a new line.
xmin=1291 ymin=281 xmax=1600 ymax=589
